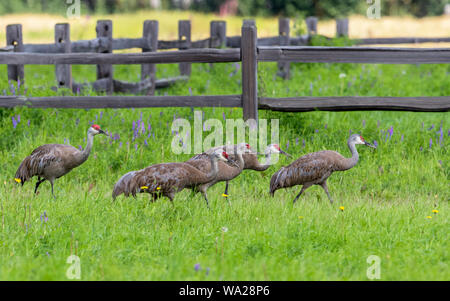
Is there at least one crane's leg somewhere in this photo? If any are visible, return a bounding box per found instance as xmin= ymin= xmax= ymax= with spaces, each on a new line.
xmin=34 ymin=177 xmax=45 ymax=194
xmin=49 ymin=179 xmax=56 ymax=200
xmin=320 ymin=181 xmax=334 ymax=204
xmin=201 ymin=191 xmax=211 ymax=209
xmin=293 ymin=184 xmax=311 ymax=204
xmin=224 ymin=181 xmax=229 ymax=196
xmin=223 ymin=181 xmax=232 ymax=206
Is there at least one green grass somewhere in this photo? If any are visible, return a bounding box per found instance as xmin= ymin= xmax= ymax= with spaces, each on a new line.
xmin=0 ymin=58 xmax=448 ymax=280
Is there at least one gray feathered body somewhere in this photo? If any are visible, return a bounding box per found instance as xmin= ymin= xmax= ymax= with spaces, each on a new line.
xmin=15 ymin=144 xmax=88 ymax=184
xmin=114 ymin=159 xmax=220 ymax=202
xmin=270 ymin=150 xmax=354 ymax=195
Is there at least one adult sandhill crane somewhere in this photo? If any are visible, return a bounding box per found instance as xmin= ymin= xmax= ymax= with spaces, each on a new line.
xmin=270 ymin=134 xmax=376 ymax=204
xmin=114 ymin=149 xmax=231 ymax=208
xmin=185 ymin=143 xmax=251 ymax=202
xmin=15 ymin=124 xmax=107 ymax=198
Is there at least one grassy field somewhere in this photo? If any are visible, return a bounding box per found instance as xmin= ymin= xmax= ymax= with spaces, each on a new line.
xmin=0 ymin=12 xmax=449 ymax=281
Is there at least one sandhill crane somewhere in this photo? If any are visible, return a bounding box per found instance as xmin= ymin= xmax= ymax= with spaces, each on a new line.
xmin=185 ymin=143 xmax=251 ymax=202
xmin=270 ymin=134 xmax=376 ymax=204
xmin=15 ymin=124 xmax=106 ymax=198
xmin=113 ymin=149 xmax=231 ymax=208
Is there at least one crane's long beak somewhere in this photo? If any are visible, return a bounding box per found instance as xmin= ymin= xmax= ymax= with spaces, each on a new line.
xmin=99 ymin=129 xmax=107 ymax=135
xmin=364 ymin=141 xmax=376 ymax=148
xmin=279 ymin=149 xmax=292 ymax=158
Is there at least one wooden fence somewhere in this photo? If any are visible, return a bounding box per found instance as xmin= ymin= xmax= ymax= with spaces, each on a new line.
xmin=0 ymin=20 xmax=449 ymax=119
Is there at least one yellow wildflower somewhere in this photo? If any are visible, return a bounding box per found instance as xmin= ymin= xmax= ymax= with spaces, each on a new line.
xmin=14 ymin=178 xmax=21 ymax=183
xmin=426 ymin=216 xmax=432 ymax=219
xmin=339 ymin=206 xmax=345 ymax=211
xmin=140 ymin=186 xmax=148 ymax=190
xmin=432 ymin=210 xmax=439 ymax=214
xmin=222 ymin=193 xmax=229 ymax=198
xmin=298 ymin=216 xmax=304 ymax=219
xmin=156 ymin=187 xmax=161 ymax=190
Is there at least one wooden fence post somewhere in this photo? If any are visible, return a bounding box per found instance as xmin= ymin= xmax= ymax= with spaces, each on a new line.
xmin=336 ymin=18 xmax=349 ymax=37
xmin=210 ymin=21 xmax=226 ymax=48
xmin=241 ymin=21 xmax=258 ymax=121
xmin=96 ymin=20 xmax=113 ymax=94
xmin=54 ymin=23 xmax=72 ymax=90
xmin=178 ymin=20 xmax=191 ymax=77
xmin=305 ymin=17 xmax=318 ymax=36
xmin=142 ymin=20 xmax=158 ymax=95
xmin=6 ymin=24 xmax=24 ymax=84
xmin=278 ymin=18 xmax=290 ymax=79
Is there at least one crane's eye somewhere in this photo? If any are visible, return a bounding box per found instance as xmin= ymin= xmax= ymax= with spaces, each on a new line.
xmin=360 ymin=136 xmax=365 ymax=142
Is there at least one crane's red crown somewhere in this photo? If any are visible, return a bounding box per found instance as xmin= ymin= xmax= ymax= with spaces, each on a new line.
xmin=273 ymin=144 xmax=280 ymax=150
xmin=92 ymin=124 xmax=101 ymax=131
xmin=360 ymin=135 xmax=365 ymax=142
xmin=222 ymin=151 xmax=229 ymax=159
xmin=246 ymin=143 xmax=250 ymax=149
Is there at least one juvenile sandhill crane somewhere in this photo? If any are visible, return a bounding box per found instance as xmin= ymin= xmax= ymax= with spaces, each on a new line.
xmin=15 ymin=124 xmax=106 ymax=198
xmin=270 ymin=134 xmax=376 ymax=204
xmin=114 ymin=149 xmax=231 ymax=208
xmin=112 ymin=170 xmax=139 ymax=200
xmin=185 ymin=143 xmax=251 ymax=202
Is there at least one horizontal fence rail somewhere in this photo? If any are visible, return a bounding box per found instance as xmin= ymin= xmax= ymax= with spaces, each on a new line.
xmin=1 ymin=19 xmax=449 ymax=118
xmin=258 ymin=46 xmax=450 ymax=64
xmin=259 ymin=97 xmax=450 ymax=112
xmin=0 ymin=95 xmax=242 ymax=109
xmin=0 ymin=48 xmax=241 ymax=65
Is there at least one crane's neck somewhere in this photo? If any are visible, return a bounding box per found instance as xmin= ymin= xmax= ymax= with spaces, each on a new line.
xmin=205 ymin=155 xmax=220 ymax=181
xmin=339 ymin=140 xmax=359 ymax=171
xmin=78 ymin=131 xmax=95 ymax=164
xmin=254 ymin=152 xmax=275 ymax=171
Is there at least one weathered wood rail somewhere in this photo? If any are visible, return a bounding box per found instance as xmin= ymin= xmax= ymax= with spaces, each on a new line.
xmin=0 ymin=20 xmax=449 ymax=120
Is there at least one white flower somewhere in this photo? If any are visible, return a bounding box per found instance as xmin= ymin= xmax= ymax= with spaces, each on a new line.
xmin=221 ymin=227 xmax=228 ymax=233
xmin=339 ymin=73 xmax=347 ymax=79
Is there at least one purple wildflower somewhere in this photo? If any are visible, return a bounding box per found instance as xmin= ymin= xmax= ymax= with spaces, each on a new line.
xmin=222 ymin=112 xmax=226 ymax=121
xmin=324 ymin=124 xmax=328 ymax=129
xmin=27 ymin=119 xmax=30 ymax=127
xmin=46 ymin=252 xmax=50 ymax=257
xmin=362 ymin=120 xmax=366 ymax=128
xmin=43 ymin=211 xmax=48 ymax=223
xmin=373 ymin=140 xmax=378 ymax=148
xmin=12 ymin=116 xmax=17 ymax=129
xmin=135 ymin=144 xmax=138 ymax=151
xmin=144 ymin=139 xmax=148 ymax=146
xmin=286 ymin=141 xmax=289 ymax=151
xmin=194 ymin=264 xmax=201 ymax=271
xmin=401 ymin=134 xmax=404 ymax=142
xmin=429 ymin=138 xmax=432 ymax=149
xmin=78 ymin=145 xmax=83 ymax=150
xmin=17 ymin=114 xmax=20 ymax=122
xmin=420 ymin=146 xmax=423 ymax=151
xmin=119 ymin=142 xmax=123 ymax=148
xmin=438 ymin=129 xmax=443 ymax=145
xmin=206 ymin=267 xmax=210 ymax=276
xmin=188 ymin=87 xmax=193 ymax=96
xmin=302 ymin=139 xmax=305 ymax=148
xmin=388 ymin=126 xmax=393 ymax=138
xmin=427 ymin=124 xmax=434 ymax=131
xmin=295 ymin=137 xmax=299 ymax=145
xmin=100 ymin=111 xmax=103 ymax=119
